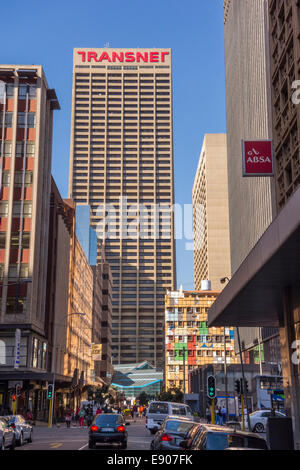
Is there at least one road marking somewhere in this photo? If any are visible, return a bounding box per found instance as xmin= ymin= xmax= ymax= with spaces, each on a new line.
xmin=50 ymin=443 xmax=63 ymax=448
xmin=78 ymin=443 xmax=88 ymax=450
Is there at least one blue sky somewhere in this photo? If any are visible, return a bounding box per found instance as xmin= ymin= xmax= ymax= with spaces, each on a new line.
xmin=1 ymin=0 xmax=226 ymax=290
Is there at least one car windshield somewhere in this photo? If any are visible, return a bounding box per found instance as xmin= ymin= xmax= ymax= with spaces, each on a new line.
xmin=95 ymin=415 xmax=120 ymax=426
xmin=165 ymin=420 xmax=194 ymax=434
xmin=148 ymin=403 xmax=168 ymax=414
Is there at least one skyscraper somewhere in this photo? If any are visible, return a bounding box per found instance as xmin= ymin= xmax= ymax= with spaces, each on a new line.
xmin=193 ymin=134 xmax=231 ymax=291
xmin=69 ymin=48 xmax=176 ymax=367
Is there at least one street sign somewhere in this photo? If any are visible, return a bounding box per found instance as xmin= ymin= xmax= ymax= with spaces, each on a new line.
xmin=242 ymin=139 xmax=274 ymax=176
xmin=14 ymin=329 xmax=21 ymax=369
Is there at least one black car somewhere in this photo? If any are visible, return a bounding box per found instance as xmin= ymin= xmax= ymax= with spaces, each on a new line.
xmin=180 ymin=424 xmax=268 ymax=450
xmin=88 ymin=413 xmax=130 ymax=449
xmin=151 ymin=417 xmax=198 ymax=450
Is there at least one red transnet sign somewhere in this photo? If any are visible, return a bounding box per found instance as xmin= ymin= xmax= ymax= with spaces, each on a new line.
xmin=242 ymin=140 xmax=274 ymax=177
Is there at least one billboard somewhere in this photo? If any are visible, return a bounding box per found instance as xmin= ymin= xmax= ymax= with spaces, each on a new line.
xmin=242 ymin=140 xmax=274 ymax=177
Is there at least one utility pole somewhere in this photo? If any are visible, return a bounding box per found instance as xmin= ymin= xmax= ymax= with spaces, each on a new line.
xmin=236 ymin=327 xmax=251 ymax=431
xmin=223 ymin=327 xmax=229 ymax=420
xmin=183 ymin=346 xmax=186 ymax=403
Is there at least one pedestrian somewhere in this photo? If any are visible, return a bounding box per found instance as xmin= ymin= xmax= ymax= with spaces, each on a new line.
xmin=215 ymin=406 xmax=221 ymax=425
xmin=221 ymin=406 xmax=227 ymax=425
xmin=26 ymin=409 xmax=34 ymax=425
xmin=86 ymin=405 xmax=93 ymax=427
xmin=79 ymin=407 xmax=86 ymax=427
xmin=96 ymin=407 xmax=102 ymax=415
xmin=132 ymin=404 xmax=138 ymax=422
xmin=117 ymin=407 xmax=122 ymax=414
xmin=75 ymin=407 xmax=80 ymax=427
xmin=65 ymin=406 xmax=73 ymax=428
xmin=143 ymin=406 xmax=147 ymax=417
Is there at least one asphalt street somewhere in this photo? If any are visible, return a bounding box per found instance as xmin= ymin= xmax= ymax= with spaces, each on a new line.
xmin=15 ymin=418 xmax=153 ymax=451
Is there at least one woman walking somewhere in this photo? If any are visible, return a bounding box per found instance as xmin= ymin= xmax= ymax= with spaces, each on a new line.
xmin=79 ymin=407 xmax=86 ymax=427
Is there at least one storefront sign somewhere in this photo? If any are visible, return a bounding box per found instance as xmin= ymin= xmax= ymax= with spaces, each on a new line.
xmin=14 ymin=329 xmax=21 ymax=369
xmin=242 ymin=140 xmax=274 ymax=176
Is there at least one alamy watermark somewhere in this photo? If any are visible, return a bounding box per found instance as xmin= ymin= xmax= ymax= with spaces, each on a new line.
xmin=94 ymin=197 xmax=205 ymax=251
xmin=292 ymin=81 xmax=300 ymax=105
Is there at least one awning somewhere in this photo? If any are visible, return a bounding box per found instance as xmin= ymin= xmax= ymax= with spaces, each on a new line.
xmin=208 ymin=186 xmax=300 ymax=327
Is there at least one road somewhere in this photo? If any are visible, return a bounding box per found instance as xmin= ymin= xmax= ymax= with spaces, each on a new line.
xmin=16 ymin=418 xmax=153 ymax=451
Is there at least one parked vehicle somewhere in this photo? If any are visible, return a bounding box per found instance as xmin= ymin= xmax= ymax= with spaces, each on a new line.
xmin=88 ymin=413 xmax=130 ymax=449
xmin=243 ymin=410 xmax=286 ymax=433
xmin=6 ymin=415 xmax=33 ymax=446
xmin=151 ymin=416 xmax=197 ymax=450
xmin=146 ymin=401 xmax=194 ymax=435
xmin=0 ymin=417 xmax=16 ymax=450
xmin=180 ymin=424 xmax=268 ymax=450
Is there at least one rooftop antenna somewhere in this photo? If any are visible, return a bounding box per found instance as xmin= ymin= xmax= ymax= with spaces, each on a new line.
xmin=104 ymin=42 xmax=110 ymax=48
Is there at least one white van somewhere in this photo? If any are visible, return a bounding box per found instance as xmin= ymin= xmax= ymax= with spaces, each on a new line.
xmin=146 ymin=401 xmax=194 ymax=434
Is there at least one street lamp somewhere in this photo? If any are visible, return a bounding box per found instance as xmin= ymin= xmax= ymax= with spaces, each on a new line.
xmin=49 ymin=312 xmax=86 ymax=428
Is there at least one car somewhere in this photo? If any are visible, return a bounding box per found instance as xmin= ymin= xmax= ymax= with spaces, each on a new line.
xmin=151 ymin=416 xmax=198 ymax=450
xmin=242 ymin=410 xmax=286 ymax=433
xmin=88 ymin=413 xmax=130 ymax=449
xmin=6 ymin=415 xmax=33 ymax=446
xmin=180 ymin=424 xmax=268 ymax=450
xmin=0 ymin=417 xmax=16 ymax=451
xmin=146 ymin=401 xmax=194 ymax=435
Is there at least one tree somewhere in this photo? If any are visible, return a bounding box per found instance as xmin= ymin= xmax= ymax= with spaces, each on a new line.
xmin=94 ymin=385 xmax=109 ymax=405
xmin=158 ymin=387 xmax=184 ymax=403
xmin=138 ymin=391 xmax=149 ymax=406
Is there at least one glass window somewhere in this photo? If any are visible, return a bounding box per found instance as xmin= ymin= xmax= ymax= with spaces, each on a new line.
xmin=32 ymin=338 xmax=38 ymax=368
xmin=171 ymin=405 xmax=186 ymax=416
xmin=0 ymin=202 xmax=8 ymax=217
xmin=14 ymin=171 xmax=33 ymax=187
xmin=148 ymin=403 xmax=168 ymax=414
xmin=8 ymin=263 xmax=29 ymax=279
xmin=10 ymin=233 xmax=30 ymax=249
xmin=6 ymin=84 xmax=14 ymax=97
xmin=95 ymin=415 xmax=121 ymax=425
xmin=3 ymin=141 xmax=12 ymax=157
xmin=2 ymin=171 xmax=10 ymax=186
xmin=206 ymin=433 xmax=229 ymax=450
xmin=13 ymin=202 xmax=32 ymax=218
xmin=17 ymin=112 xmax=35 ymax=128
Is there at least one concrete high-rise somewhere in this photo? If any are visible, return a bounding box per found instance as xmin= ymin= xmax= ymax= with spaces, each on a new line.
xmin=192 ymin=134 xmax=231 ymax=291
xmin=69 ymin=48 xmax=176 ymax=367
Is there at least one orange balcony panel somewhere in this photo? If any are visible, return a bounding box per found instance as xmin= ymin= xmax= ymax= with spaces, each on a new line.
xmin=0 ymin=249 xmax=5 ymax=263
xmin=29 ymin=100 xmax=36 ymax=112
xmin=1 ymin=187 xmax=9 ymax=200
xmin=0 ymin=218 xmax=7 ymax=231
xmin=7 ymin=99 xmax=14 ymax=112
xmin=27 ymin=128 xmax=35 ymax=141
xmin=26 ymin=158 xmax=34 ymax=171
xmin=25 ymin=187 xmax=32 ymax=200
xmin=23 ymin=218 xmax=31 ymax=231
xmin=22 ymin=249 xmax=30 ymax=263
xmin=3 ymin=158 xmax=10 ymax=170
xmin=0 ymin=128 xmax=13 ymax=140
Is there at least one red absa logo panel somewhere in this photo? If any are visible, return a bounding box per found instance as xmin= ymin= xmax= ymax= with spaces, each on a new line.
xmin=242 ymin=140 xmax=274 ymax=176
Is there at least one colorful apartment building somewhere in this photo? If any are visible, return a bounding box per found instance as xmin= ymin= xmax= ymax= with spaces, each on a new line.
xmin=165 ymin=289 xmax=238 ymax=393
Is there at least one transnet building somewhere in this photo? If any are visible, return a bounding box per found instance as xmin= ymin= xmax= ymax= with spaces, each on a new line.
xmin=69 ymin=48 xmax=176 ymax=368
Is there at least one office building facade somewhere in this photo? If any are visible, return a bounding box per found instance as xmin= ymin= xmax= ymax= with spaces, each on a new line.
xmin=165 ymin=289 xmax=238 ymax=394
xmin=193 ymin=134 xmax=231 ymax=291
xmin=69 ymin=48 xmax=176 ymax=367
xmin=0 ymin=65 xmax=60 ymax=413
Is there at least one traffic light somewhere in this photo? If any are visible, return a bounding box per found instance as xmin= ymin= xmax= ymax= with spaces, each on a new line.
xmin=16 ymin=385 xmax=21 ymax=397
xmin=235 ymin=379 xmax=241 ymax=395
xmin=245 ymin=379 xmax=249 ymax=393
xmin=207 ymin=375 xmax=216 ymax=399
xmin=47 ymin=384 xmax=53 ymax=400
xmin=12 ymin=394 xmax=16 ymax=402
